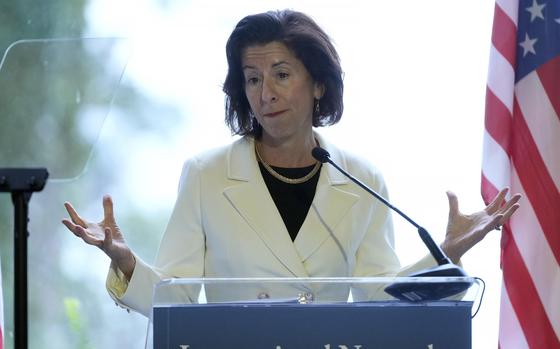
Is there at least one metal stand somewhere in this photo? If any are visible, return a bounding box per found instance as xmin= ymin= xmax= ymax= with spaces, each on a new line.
xmin=0 ymin=168 xmax=48 ymax=349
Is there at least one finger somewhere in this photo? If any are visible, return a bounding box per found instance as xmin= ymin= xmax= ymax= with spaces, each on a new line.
xmin=64 ymin=221 xmax=103 ymax=246
xmin=500 ymin=203 xmax=520 ymax=223
xmin=63 ymin=202 xmax=88 ymax=228
xmin=62 ymin=219 xmax=82 ymax=237
xmin=499 ymin=193 xmax=522 ymax=213
xmin=102 ymin=195 xmax=116 ymax=224
xmin=486 ymin=187 xmax=509 ymax=213
xmin=76 ymin=225 xmax=103 ymax=247
xmin=62 ymin=219 xmax=93 ymax=240
xmin=446 ymin=191 xmax=459 ymax=218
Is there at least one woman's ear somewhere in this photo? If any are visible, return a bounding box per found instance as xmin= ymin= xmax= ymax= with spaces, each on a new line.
xmin=314 ymin=83 xmax=325 ymax=99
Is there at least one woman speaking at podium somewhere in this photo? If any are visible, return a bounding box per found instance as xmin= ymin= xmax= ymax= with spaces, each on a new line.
xmin=62 ymin=9 xmax=520 ymax=318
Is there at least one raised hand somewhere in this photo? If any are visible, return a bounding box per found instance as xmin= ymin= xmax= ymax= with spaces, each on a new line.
xmin=441 ymin=188 xmax=521 ymax=263
xmin=62 ymin=195 xmax=136 ymax=279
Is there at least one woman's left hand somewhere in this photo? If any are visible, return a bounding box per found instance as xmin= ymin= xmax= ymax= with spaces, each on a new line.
xmin=441 ymin=188 xmax=521 ymax=263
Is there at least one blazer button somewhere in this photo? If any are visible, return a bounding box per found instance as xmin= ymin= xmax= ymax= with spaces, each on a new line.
xmin=297 ymin=292 xmax=314 ymax=304
xmin=257 ymin=292 xmax=270 ymax=299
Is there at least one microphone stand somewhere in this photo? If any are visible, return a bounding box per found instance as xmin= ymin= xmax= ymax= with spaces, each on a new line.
xmin=312 ymin=147 xmax=471 ymax=301
xmin=0 ymin=168 xmax=49 ymax=349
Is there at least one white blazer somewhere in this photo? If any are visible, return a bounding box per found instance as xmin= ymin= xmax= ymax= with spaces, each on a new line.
xmin=108 ymin=133 xmax=435 ymax=317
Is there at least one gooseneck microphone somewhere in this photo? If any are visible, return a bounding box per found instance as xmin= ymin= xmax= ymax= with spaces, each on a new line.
xmin=312 ymin=146 xmax=472 ymax=301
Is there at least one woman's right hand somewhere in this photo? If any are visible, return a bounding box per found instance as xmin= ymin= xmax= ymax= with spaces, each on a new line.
xmin=62 ymin=194 xmax=136 ymax=280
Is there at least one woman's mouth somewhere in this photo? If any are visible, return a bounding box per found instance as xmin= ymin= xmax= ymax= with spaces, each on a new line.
xmin=263 ymin=110 xmax=287 ymax=117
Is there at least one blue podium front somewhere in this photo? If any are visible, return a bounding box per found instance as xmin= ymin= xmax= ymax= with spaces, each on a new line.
xmin=153 ymin=300 xmax=472 ymax=349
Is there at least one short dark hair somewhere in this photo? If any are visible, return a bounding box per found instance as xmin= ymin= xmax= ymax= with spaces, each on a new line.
xmin=223 ymin=10 xmax=344 ymax=137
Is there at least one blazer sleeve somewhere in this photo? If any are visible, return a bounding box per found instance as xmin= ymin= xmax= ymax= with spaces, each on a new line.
xmin=105 ymin=157 xmax=205 ymax=318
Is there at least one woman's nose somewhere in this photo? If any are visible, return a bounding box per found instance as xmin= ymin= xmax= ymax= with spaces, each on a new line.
xmin=261 ymin=77 xmax=278 ymax=103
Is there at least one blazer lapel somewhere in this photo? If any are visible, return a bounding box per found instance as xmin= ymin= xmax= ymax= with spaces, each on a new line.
xmin=294 ymin=136 xmax=360 ymax=262
xmin=222 ymin=137 xmax=309 ymax=277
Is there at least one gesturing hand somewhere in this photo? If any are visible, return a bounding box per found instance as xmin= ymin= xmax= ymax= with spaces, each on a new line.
xmin=62 ymin=195 xmax=135 ymax=279
xmin=441 ymin=188 xmax=521 ymax=263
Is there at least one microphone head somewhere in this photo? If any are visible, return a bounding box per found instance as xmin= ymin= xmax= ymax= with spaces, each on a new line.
xmin=312 ymin=147 xmax=330 ymax=163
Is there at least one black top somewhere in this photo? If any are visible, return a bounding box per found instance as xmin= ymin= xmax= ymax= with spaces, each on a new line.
xmin=258 ymin=162 xmax=321 ymax=241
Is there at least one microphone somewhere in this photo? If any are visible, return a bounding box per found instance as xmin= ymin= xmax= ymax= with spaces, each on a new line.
xmin=312 ymin=146 xmax=472 ymax=301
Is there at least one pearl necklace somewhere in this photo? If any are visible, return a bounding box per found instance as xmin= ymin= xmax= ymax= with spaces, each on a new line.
xmin=255 ymin=142 xmax=321 ymax=185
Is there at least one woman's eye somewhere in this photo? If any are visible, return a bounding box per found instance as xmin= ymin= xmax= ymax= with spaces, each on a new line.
xmin=277 ymin=72 xmax=289 ymax=79
xmin=246 ymin=77 xmax=259 ymax=85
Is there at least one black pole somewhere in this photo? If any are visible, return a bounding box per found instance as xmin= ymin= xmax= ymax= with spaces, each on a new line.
xmin=12 ymin=192 xmax=30 ymax=349
xmin=0 ymin=168 xmax=48 ymax=349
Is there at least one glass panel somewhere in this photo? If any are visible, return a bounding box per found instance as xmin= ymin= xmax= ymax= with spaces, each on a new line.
xmin=0 ymin=38 xmax=128 ymax=180
xmin=153 ymin=276 xmax=481 ymax=306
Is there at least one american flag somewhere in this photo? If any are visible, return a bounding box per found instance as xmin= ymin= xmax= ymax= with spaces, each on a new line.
xmin=482 ymin=0 xmax=560 ymax=348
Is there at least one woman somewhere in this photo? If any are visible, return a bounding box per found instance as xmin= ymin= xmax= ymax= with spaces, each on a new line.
xmin=62 ymin=10 xmax=520 ymax=318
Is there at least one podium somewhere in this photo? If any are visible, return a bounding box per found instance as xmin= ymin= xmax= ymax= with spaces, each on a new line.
xmin=150 ymin=277 xmax=480 ymax=349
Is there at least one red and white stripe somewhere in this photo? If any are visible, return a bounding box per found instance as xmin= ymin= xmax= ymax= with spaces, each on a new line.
xmin=483 ymin=1 xmax=560 ymax=348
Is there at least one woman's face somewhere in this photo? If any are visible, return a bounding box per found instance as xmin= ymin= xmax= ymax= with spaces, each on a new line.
xmin=241 ymin=41 xmax=323 ymax=144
